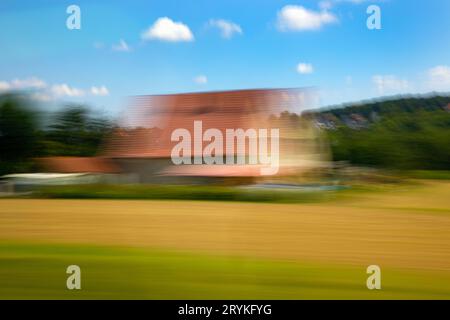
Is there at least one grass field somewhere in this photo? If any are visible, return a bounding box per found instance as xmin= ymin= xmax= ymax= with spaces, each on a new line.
xmin=1 ymin=243 xmax=449 ymax=299
xmin=0 ymin=180 xmax=449 ymax=299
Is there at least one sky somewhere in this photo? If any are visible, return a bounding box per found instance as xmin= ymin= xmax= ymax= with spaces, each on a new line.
xmin=0 ymin=0 xmax=450 ymax=116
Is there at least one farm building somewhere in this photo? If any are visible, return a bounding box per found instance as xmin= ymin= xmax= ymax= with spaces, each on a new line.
xmin=101 ymin=88 xmax=330 ymax=184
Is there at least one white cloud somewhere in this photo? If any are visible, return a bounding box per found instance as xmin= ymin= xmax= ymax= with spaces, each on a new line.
xmin=141 ymin=17 xmax=194 ymax=42
xmin=11 ymin=77 xmax=47 ymax=89
xmin=277 ymin=5 xmax=338 ymax=31
xmin=209 ymin=19 xmax=242 ymax=39
xmin=0 ymin=77 xmax=47 ymax=92
xmin=297 ymin=63 xmax=314 ymax=74
xmin=371 ymin=66 xmax=450 ymax=96
xmin=194 ymin=75 xmax=208 ymax=84
xmin=0 ymin=77 xmax=109 ymax=100
xmin=112 ymin=39 xmax=131 ymax=52
xmin=426 ymin=65 xmax=450 ymax=92
xmin=90 ymin=86 xmax=110 ymax=96
xmin=51 ymin=84 xmax=110 ymax=98
xmin=0 ymin=81 xmax=10 ymax=91
xmin=51 ymin=84 xmax=85 ymax=97
xmin=372 ymin=75 xmax=410 ymax=96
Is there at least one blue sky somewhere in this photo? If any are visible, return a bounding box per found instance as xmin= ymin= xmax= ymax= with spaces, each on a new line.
xmin=1 ymin=0 xmax=450 ymax=115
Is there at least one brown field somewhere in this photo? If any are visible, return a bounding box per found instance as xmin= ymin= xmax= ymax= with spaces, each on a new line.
xmin=0 ymin=180 xmax=449 ymax=271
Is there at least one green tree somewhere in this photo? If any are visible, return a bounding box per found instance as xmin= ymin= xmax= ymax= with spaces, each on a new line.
xmin=43 ymin=105 xmax=113 ymax=156
xmin=328 ymin=110 xmax=450 ymax=170
xmin=0 ymin=94 xmax=40 ymax=174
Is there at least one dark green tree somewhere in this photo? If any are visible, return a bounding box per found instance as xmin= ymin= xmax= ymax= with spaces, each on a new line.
xmin=0 ymin=94 xmax=40 ymax=174
xmin=42 ymin=105 xmax=113 ymax=156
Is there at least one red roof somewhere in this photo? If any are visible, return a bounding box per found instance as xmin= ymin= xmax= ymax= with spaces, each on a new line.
xmin=102 ymin=88 xmax=309 ymax=158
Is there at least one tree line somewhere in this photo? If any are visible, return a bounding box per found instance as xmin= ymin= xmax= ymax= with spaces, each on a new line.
xmin=315 ymin=96 xmax=450 ymax=170
xmin=0 ymin=93 xmax=113 ymax=175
